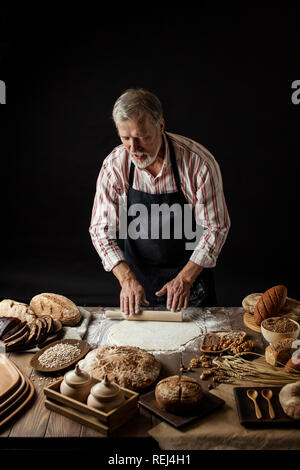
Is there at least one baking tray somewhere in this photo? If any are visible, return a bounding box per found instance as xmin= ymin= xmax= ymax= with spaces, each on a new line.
xmin=138 ymin=390 xmax=225 ymax=429
xmin=234 ymin=386 xmax=300 ymax=428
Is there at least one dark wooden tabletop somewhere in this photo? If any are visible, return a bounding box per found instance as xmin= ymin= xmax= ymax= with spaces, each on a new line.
xmin=0 ymin=307 xmax=267 ymax=443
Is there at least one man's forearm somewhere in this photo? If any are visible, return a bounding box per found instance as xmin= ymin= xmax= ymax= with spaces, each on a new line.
xmin=112 ymin=261 xmax=137 ymax=286
xmin=176 ymin=260 xmax=204 ymax=285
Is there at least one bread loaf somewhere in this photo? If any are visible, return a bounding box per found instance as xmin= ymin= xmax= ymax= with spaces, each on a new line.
xmin=254 ymin=285 xmax=287 ymax=326
xmin=30 ymin=293 xmax=82 ymax=326
xmin=279 ymin=381 xmax=300 ymax=419
xmin=242 ymin=293 xmax=262 ymax=313
xmin=265 ymin=337 xmax=296 ymax=366
xmin=79 ymin=345 xmax=161 ymax=391
xmin=0 ymin=299 xmax=36 ymax=323
xmin=155 ymin=375 xmax=203 ymax=414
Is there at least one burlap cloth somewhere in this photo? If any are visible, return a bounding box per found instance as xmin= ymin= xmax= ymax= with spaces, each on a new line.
xmin=148 ymin=382 xmax=300 ymax=450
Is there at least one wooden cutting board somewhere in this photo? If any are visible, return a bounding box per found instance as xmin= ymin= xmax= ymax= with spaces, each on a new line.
xmin=138 ymin=390 xmax=225 ymax=428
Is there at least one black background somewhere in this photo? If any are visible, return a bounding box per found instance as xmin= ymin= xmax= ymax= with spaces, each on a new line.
xmin=0 ymin=5 xmax=300 ymax=308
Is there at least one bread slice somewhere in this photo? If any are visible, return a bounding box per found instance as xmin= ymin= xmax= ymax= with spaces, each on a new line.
xmin=0 ymin=317 xmax=21 ymax=339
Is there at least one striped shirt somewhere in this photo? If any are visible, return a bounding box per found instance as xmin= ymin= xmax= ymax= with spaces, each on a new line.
xmin=89 ymin=132 xmax=230 ymax=272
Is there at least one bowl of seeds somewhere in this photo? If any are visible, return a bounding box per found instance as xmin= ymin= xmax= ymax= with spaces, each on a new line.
xmin=261 ymin=317 xmax=300 ymax=344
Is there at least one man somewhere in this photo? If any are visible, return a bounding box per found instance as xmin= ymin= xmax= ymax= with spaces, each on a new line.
xmin=89 ymin=88 xmax=230 ymax=316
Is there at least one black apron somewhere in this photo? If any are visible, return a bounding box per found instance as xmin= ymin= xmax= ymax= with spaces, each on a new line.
xmin=123 ymin=134 xmax=217 ymax=308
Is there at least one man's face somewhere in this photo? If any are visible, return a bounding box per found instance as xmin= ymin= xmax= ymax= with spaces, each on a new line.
xmin=117 ymin=113 xmax=164 ymax=169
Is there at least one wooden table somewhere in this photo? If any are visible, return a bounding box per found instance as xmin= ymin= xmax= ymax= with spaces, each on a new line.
xmin=0 ymin=307 xmax=267 ymax=452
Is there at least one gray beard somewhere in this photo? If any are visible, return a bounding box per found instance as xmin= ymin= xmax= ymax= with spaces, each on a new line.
xmin=130 ymin=142 xmax=161 ymax=170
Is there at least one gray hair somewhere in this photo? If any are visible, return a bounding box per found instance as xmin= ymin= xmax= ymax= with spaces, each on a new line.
xmin=112 ymin=88 xmax=163 ymax=127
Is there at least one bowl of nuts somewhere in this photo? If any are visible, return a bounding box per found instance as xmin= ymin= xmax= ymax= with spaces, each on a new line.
xmin=261 ymin=317 xmax=300 ymax=344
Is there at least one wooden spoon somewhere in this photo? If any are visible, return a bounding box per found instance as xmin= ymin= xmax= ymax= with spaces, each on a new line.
xmin=247 ymin=389 xmax=262 ymax=419
xmin=261 ymin=389 xmax=275 ymax=419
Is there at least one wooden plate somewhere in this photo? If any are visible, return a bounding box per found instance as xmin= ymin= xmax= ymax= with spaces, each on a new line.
xmin=0 ymin=355 xmax=20 ymax=401
xmin=0 ymin=364 xmax=26 ymax=411
xmin=0 ymin=376 xmax=34 ymax=428
xmin=30 ymin=338 xmax=91 ymax=373
xmin=243 ymin=311 xmax=261 ymax=333
xmin=200 ymin=329 xmax=247 ymax=353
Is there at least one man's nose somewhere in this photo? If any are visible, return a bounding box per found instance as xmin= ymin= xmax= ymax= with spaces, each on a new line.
xmin=129 ymin=138 xmax=138 ymax=153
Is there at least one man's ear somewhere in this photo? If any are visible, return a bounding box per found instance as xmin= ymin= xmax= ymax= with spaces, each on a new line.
xmin=160 ymin=118 xmax=165 ymax=134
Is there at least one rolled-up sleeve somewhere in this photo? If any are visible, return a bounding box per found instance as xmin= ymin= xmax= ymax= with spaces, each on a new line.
xmin=189 ymin=158 xmax=230 ymax=268
xmin=89 ymin=160 xmax=126 ymax=272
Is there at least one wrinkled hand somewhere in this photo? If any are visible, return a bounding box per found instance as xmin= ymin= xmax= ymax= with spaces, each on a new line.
xmin=155 ymin=276 xmax=191 ymax=311
xmin=120 ymin=278 xmax=149 ymax=316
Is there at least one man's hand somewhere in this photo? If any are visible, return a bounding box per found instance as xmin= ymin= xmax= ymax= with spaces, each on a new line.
xmin=155 ymin=276 xmax=191 ymax=312
xmin=155 ymin=261 xmax=204 ymax=311
xmin=112 ymin=261 xmax=149 ymax=316
xmin=120 ymin=278 xmax=149 ymax=316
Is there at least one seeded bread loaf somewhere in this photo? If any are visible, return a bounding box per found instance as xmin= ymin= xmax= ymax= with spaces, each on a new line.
xmin=155 ymin=375 xmax=203 ymax=414
xmin=0 ymin=299 xmax=36 ymax=323
xmin=254 ymin=285 xmax=287 ymax=326
xmin=79 ymin=345 xmax=161 ymax=391
xmin=265 ymin=337 xmax=297 ymax=366
xmin=30 ymin=293 xmax=82 ymax=326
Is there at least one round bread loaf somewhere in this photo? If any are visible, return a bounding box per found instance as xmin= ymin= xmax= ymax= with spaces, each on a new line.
xmin=254 ymin=285 xmax=287 ymax=326
xmin=155 ymin=375 xmax=203 ymax=414
xmin=30 ymin=293 xmax=82 ymax=326
xmin=79 ymin=345 xmax=161 ymax=391
xmin=0 ymin=299 xmax=36 ymax=323
xmin=242 ymin=293 xmax=262 ymax=314
xmin=279 ymin=381 xmax=300 ymax=419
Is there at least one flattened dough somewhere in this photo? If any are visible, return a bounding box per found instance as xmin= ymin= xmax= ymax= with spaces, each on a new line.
xmin=108 ymin=320 xmax=201 ymax=351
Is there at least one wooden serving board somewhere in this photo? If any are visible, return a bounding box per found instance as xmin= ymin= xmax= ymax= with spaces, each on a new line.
xmin=0 ymin=375 xmax=34 ymax=428
xmin=243 ymin=311 xmax=261 ymax=333
xmin=234 ymin=386 xmax=300 ymax=428
xmin=138 ymin=390 xmax=225 ymax=429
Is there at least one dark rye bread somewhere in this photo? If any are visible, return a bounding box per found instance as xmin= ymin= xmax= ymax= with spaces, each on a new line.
xmin=254 ymin=285 xmax=287 ymax=326
xmin=3 ymin=322 xmax=29 ymax=343
xmin=0 ymin=317 xmax=21 ymax=339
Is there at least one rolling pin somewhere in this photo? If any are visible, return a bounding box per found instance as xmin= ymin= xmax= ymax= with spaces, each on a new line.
xmin=105 ymin=309 xmax=183 ymax=322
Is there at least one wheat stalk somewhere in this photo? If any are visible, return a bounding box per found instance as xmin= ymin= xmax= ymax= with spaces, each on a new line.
xmin=212 ymin=352 xmax=300 ymax=385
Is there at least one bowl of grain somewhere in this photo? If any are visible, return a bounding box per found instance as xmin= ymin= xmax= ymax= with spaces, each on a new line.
xmin=261 ymin=317 xmax=300 ymax=344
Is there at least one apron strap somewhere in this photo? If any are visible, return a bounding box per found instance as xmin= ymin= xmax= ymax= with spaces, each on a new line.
xmin=128 ymin=133 xmax=183 ymax=194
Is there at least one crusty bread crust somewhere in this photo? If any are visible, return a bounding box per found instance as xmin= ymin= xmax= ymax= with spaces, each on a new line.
xmin=254 ymin=285 xmax=287 ymax=326
xmin=0 ymin=299 xmax=36 ymax=323
xmin=30 ymin=293 xmax=82 ymax=326
xmin=79 ymin=345 xmax=161 ymax=391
